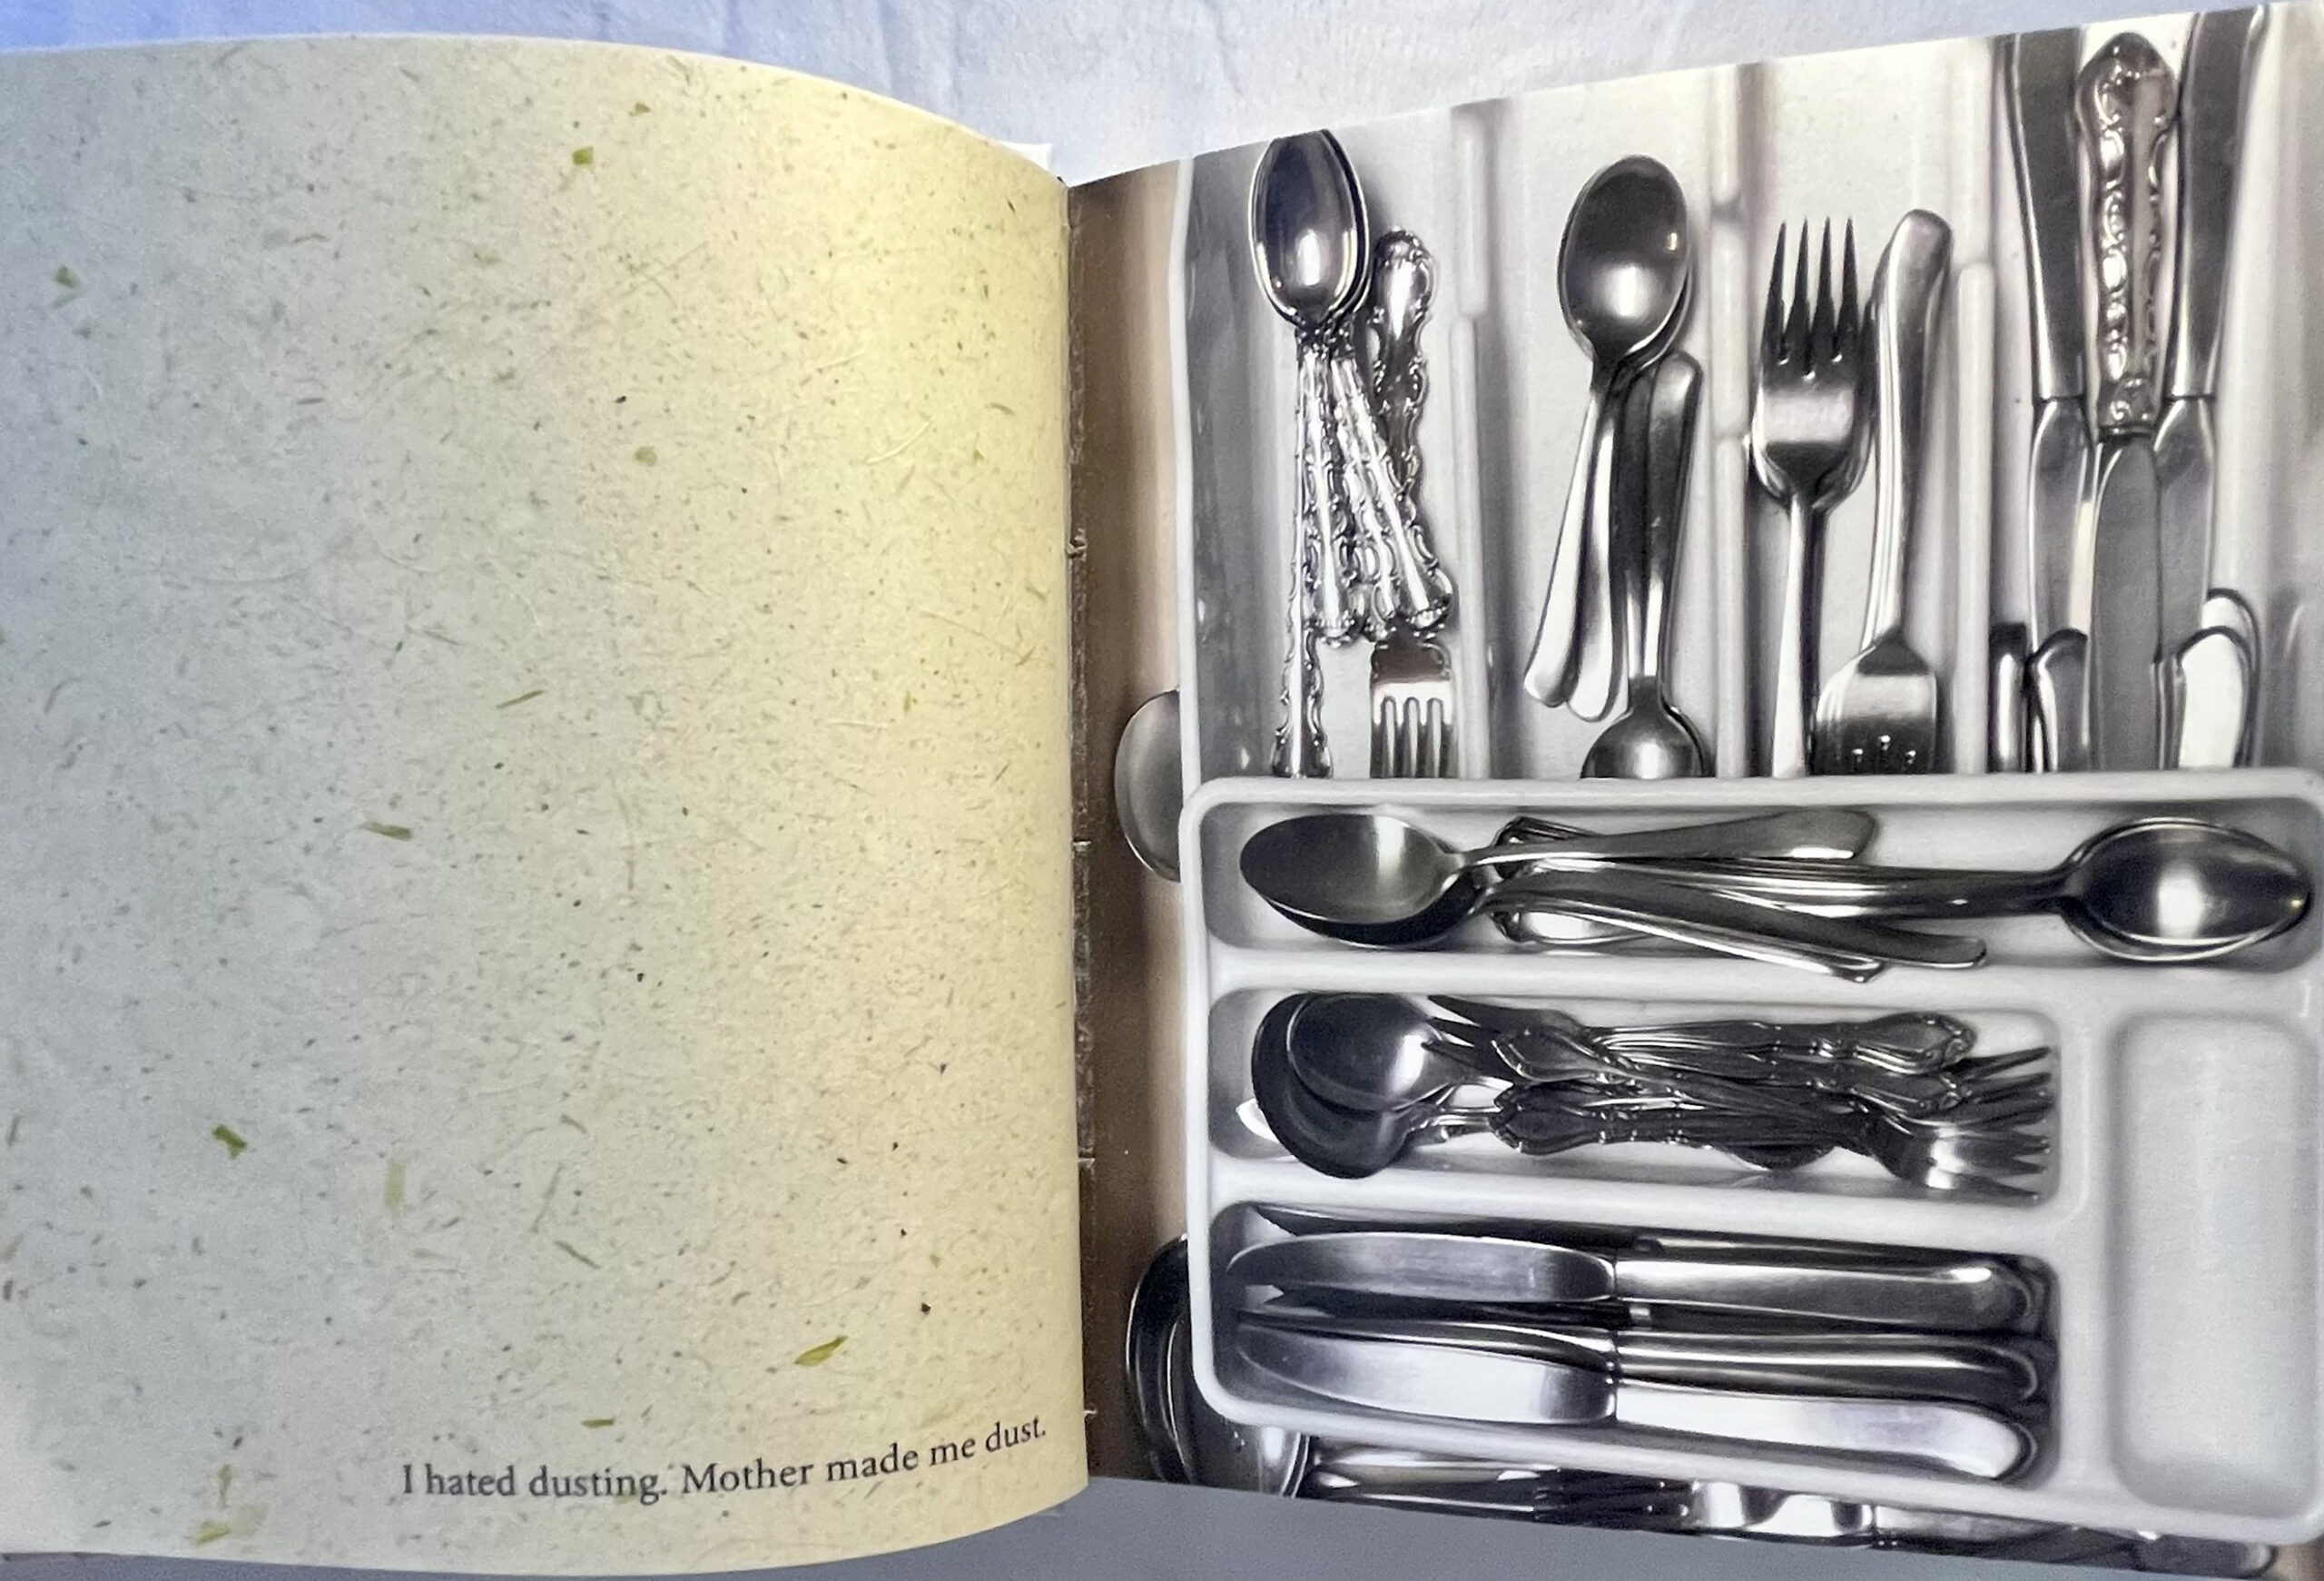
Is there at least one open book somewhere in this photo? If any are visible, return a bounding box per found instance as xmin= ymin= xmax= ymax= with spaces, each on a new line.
xmin=4 ymin=10 xmax=2322 ymax=1576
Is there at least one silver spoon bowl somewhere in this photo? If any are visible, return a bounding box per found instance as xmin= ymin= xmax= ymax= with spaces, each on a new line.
xmin=1249 ymin=133 xmax=1369 ymax=332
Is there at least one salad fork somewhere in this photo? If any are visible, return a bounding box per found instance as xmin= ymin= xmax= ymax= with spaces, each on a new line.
xmin=1815 ymin=212 xmax=1950 ymax=775
xmin=1749 ymin=222 xmax=1871 ymax=777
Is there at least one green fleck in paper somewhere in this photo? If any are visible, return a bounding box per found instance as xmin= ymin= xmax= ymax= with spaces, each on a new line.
xmin=570 ymin=146 xmax=594 ymax=167
xmin=191 ymin=1521 xmax=231 ymax=1546
xmin=582 ymin=1417 xmax=614 ymax=1429
xmin=793 ymin=1336 xmax=845 ymax=1367
xmin=633 ymin=445 xmax=657 ymax=465
xmin=383 ymin=1158 xmax=406 ymax=1211
xmin=211 ymin=1125 xmax=248 ymax=1159
xmin=361 ymin=821 xmax=412 ymax=840
xmin=495 ymin=687 xmax=545 ymax=709
xmin=53 ymin=264 xmax=78 ymax=289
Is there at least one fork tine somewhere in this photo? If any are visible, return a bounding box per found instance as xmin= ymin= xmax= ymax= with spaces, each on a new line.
xmin=1809 ymin=219 xmax=1837 ymax=362
xmin=1761 ymin=222 xmax=1788 ymax=362
xmin=1784 ymin=219 xmax=1812 ymax=359
xmin=1837 ymin=219 xmax=1861 ymax=346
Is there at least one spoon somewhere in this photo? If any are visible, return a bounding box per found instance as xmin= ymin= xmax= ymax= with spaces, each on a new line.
xmin=1590 ymin=817 xmax=2309 ymax=963
xmin=1492 ymin=810 xmax=1868 ymax=950
xmin=1126 ymin=1238 xmax=1312 ymax=1494
xmin=1583 ymin=352 xmax=1708 ymax=779
xmin=1252 ymin=996 xmax=1472 ymax=1176
xmin=1242 ymin=805 xmax=1875 ymax=930
xmin=1521 ymin=156 xmax=1694 ymax=711
xmin=1284 ymin=993 xmax=1512 ymax=1112
xmin=1112 ymin=690 xmax=1183 ymax=879
xmin=1251 ymin=132 xmax=1370 ymax=771
xmin=1241 ymin=811 xmax=1984 ymax=972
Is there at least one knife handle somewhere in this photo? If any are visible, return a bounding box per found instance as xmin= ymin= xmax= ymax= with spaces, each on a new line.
xmin=1990 ymin=623 xmax=2031 ymax=772
xmin=2077 ymin=35 xmax=2175 ymax=435
xmin=2168 ymin=8 xmax=2267 ymax=400
xmin=1615 ymin=1382 xmax=2034 ymax=1480
xmin=1610 ymin=1330 xmax=2044 ymax=1408
xmin=1607 ymin=1253 xmax=2040 ymax=1332
xmin=2028 ymin=627 xmax=2093 ymax=772
xmin=1864 ymin=212 xmax=1951 ymax=646
xmin=2163 ymin=624 xmax=2255 ymax=769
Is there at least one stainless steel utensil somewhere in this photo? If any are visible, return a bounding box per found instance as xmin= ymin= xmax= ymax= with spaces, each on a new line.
xmin=2165 ymin=623 xmax=2256 ymax=770
xmin=2029 ymin=627 xmax=2094 ymax=769
xmin=1236 ymin=1328 xmax=2034 ymax=1479
xmin=1570 ymin=815 xmax=2308 ymax=963
xmin=1226 ymin=1230 xmax=2042 ymax=1331
xmin=1241 ymin=1307 xmax=2046 ymax=1408
xmin=1584 ymin=352 xmax=1708 ymax=778
xmin=1523 ymin=158 xmax=1692 ymax=713
xmin=1251 ymin=133 xmax=1368 ymax=775
xmin=1368 ymin=636 xmax=1454 ymax=777
xmin=1990 ymin=623 xmax=2031 ymax=772
xmin=1238 ymin=810 xmax=1983 ymax=971
xmin=2004 ymin=28 xmax=2094 ymax=761
xmin=1815 ymin=212 xmax=1949 ymax=776
xmin=1362 ymin=231 xmax=1458 ymax=778
xmin=1352 ymin=230 xmax=1456 ymax=636
xmin=1490 ymin=811 xmax=1873 ymax=951
xmin=1127 ymin=1238 xmax=1313 ymax=1493
xmin=1433 ymin=997 xmax=1975 ymax=1076
xmin=2076 ymin=35 xmax=2175 ymax=770
xmin=1112 ymin=689 xmax=1183 ymax=880
xmin=1750 ymin=221 xmax=1871 ymax=777
xmin=2156 ymin=9 xmax=2265 ymax=660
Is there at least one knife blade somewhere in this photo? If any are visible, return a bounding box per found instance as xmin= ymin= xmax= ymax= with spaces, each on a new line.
xmin=1226 ymin=1231 xmax=2040 ymax=1331
xmin=2004 ymin=30 xmax=2092 ymax=645
xmin=2076 ymin=35 xmax=2175 ymax=770
xmin=1235 ymin=1328 xmax=2034 ymax=1478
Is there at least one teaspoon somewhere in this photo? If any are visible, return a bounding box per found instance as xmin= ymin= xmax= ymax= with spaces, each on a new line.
xmin=1583 ymin=351 xmax=1709 ymax=779
xmin=1522 ymin=156 xmax=1694 ymax=712
xmin=1240 ymin=810 xmax=1983 ymax=972
xmin=1590 ymin=817 xmax=2309 ymax=963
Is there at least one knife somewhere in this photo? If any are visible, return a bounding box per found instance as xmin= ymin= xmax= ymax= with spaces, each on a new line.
xmin=2156 ymin=9 xmax=2264 ymax=648
xmin=2075 ymin=35 xmax=2175 ymax=770
xmin=1240 ymin=1308 xmax=2047 ymax=1408
xmin=2027 ymin=627 xmax=2092 ymax=771
xmin=1235 ymin=1328 xmax=2034 ymax=1479
xmin=2004 ymin=30 xmax=2093 ymax=651
xmin=1225 ymin=1231 xmax=2042 ymax=1331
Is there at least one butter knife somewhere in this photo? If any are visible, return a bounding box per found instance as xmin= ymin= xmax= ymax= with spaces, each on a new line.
xmin=1225 ymin=1231 xmax=2041 ymax=1331
xmin=2158 ymin=10 xmax=2266 ymax=765
xmin=1241 ymin=1308 xmax=2047 ymax=1407
xmin=1235 ymin=1328 xmax=2034 ymax=1480
xmin=2004 ymin=30 xmax=2093 ymax=648
xmin=2076 ymin=35 xmax=2175 ymax=771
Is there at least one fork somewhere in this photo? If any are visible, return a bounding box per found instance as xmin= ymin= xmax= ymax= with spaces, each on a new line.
xmin=1749 ymin=221 xmax=1872 ymax=778
xmin=1815 ymin=212 xmax=1951 ymax=774
xmin=1370 ymin=635 xmax=1454 ymax=776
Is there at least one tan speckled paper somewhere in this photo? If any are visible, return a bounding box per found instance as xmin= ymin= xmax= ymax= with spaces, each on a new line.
xmin=0 ymin=36 xmax=1079 ymax=1573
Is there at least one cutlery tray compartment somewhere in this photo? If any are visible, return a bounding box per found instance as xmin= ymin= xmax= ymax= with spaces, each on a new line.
xmin=1175 ymin=11 xmax=2324 ymax=785
xmin=1177 ymin=770 xmax=2324 ymax=1540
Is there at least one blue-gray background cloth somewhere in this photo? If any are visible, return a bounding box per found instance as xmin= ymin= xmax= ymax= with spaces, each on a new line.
xmin=0 ymin=0 xmax=2203 ymax=1575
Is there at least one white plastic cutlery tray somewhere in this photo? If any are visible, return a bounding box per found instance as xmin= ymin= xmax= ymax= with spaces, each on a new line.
xmin=1164 ymin=1 xmax=2324 ymax=1546
xmin=1177 ymin=773 xmax=2324 ymax=1540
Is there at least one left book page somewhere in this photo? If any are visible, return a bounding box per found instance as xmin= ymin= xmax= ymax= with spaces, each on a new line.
xmin=0 ymin=35 xmax=1080 ymax=1574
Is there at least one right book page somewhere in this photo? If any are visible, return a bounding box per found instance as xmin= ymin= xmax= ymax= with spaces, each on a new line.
xmin=1073 ymin=4 xmax=2324 ymax=1569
